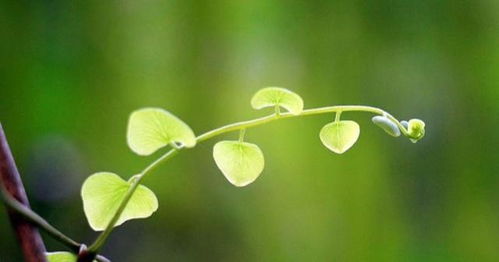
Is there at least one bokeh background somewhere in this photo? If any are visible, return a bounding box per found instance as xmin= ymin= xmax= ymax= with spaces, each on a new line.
xmin=1 ymin=0 xmax=498 ymax=261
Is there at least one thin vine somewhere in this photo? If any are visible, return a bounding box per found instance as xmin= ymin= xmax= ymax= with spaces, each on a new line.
xmin=3 ymin=87 xmax=426 ymax=261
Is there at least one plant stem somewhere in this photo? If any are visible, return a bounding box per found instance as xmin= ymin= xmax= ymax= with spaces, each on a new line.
xmin=0 ymin=124 xmax=48 ymax=262
xmin=199 ymin=105 xmax=408 ymax=142
xmin=1 ymin=188 xmax=111 ymax=262
xmin=0 ymin=124 xmax=111 ymax=262
xmin=0 ymin=186 xmax=79 ymax=251
xmin=238 ymin=129 xmax=246 ymax=142
xmin=86 ymin=104 xmax=408 ymax=255
xmin=335 ymin=111 xmax=342 ymax=122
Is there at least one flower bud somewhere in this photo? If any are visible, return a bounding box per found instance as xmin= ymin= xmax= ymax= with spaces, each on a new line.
xmin=371 ymin=115 xmax=401 ymax=137
xmin=407 ymin=119 xmax=425 ymax=143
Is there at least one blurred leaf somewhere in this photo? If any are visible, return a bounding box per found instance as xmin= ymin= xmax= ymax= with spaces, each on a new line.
xmin=251 ymin=87 xmax=304 ymax=115
xmin=81 ymin=172 xmax=158 ymax=231
xmin=213 ymin=141 xmax=264 ymax=187
xmin=46 ymin=252 xmax=76 ymax=262
xmin=320 ymin=120 xmax=360 ymax=154
xmin=372 ymin=115 xmax=401 ymax=137
xmin=46 ymin=252 xmax=97 ymax=262
xmin=127 ymin=108 xmax=196 ymax=156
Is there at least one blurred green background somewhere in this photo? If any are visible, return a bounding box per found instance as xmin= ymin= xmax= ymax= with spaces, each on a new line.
xmin=1 ymin=0 xmax=498 ymax=261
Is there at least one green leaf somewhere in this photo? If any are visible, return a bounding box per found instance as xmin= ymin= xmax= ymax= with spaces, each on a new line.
xmin=213 ymin=141 xmax=265 ymax=187
xmin=251 ymin=87 xmax=304 ymax=115
xmin=81 ymin=172 xmax=158 ymax=231
xmin=46 ymin=252 xmax=97 ymax=262
xmin=319 ymin=120 xmax=360 ymax=154
xmin=127 ymin=108 xmax=196 ymax=156
xmin=372 ymin=115 xmax=401 ymax=137
xmin=46 ymin=252 xmax=76 ymax=262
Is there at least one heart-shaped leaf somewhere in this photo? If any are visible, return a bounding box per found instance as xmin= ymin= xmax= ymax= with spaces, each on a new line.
xmin=213 ymin=141 xmax=264 ymax=187
xmin=81 ymin=172 xmax=158 ymax=231
xmin=46 ymin=252 xmax=77 ymax=262
xmin=319 ymin=120 xmax=360 ymax=154
xmin=127 ymin=108 xmax=196 ymax=156
xmin=251 ymin=87 xmax=304 ymax=115
xmin=372 ymin=115 xmax=401 ymax=137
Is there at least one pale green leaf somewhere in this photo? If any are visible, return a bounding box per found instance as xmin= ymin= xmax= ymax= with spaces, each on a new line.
xmin=372 ymin=115 xmax=401 ymax=137
xmin=46 ymin=252 xmax=97 ymax=262
xmin=127 ymin=108 xmax=196 ymax=155
xmin=213 ymin=141 xmax=264 ymax=187
xmin=46 ymin=252 xmax=76 ymax=262
xmin=251 ymin=87 xmax=304 ymax=115
xmin=81 ymin=172 xmax=158 ymax=231
xmin=319 ymin=120 xmax=360 ymax=154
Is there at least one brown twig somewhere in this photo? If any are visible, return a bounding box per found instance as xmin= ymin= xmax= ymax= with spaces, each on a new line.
xmin=0 ymin=123 xmax=47 ymax=262
xmin=1 ymin=187 xmax=111 ymax=261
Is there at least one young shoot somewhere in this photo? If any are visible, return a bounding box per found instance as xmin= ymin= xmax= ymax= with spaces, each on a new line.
xmin=42 ymin=87 xmax=425 ymax=261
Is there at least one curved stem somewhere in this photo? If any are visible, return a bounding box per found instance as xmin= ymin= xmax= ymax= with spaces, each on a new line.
xmin=1 ymin=186 xmax=110 ymax=262
xmin=87 ymin=104 xmax=408 ymax=254
xmin=0 ymin=185 xmax=79 ymax=250
xmin=0 ymin=124 xmax=47 ymax=262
